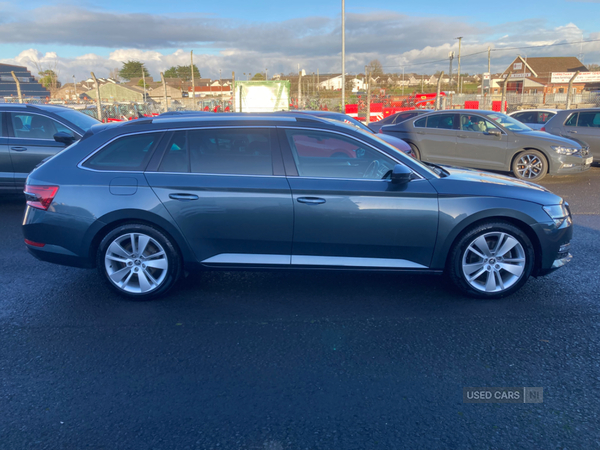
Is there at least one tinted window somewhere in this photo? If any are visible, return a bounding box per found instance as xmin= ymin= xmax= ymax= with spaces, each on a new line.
xmin=284 ymin=129 xmax=397 ymax=180
xmin=426 ymin=114 xmax=455 ymax=130
xmin=538 ymin=112 xmax=555 ymax=123
xmin=565 ymin=113 xmax=578 ymax=126
xmin=11 ymin=112 xmax=71 ymax=140
xmin=160 ymin=128 xmax=273 ymax=175
xmin=84 ymin=132 xmax=161 ymax=171
xmin=394 ymin=112 xmax=417 ymax=124
xmin=414 ymin=117 xmax=427 ymax=128
xmin=513 ymin=111 xmax=536 ymax=123
xmin=577 ymin=112 xmax=600 ymax=128
xmin=52 ymin=108 xmax=99 ymax=132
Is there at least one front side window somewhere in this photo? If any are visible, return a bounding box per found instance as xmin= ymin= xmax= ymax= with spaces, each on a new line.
xmin=11 ymin=113 xmax=71 ymax=140
xmin=485 ymin=113 xmax=531 ymax=132
xmin=159 ymin=128 xmax=273 ymax=175
xmin=576 ymin=112 xmax=600 ymax=128
xmin=460 ymin=115 xmax=501 ymax=133
xmin=83 ymin=132 xmax=161 ymax=171
xmin=426 ymin=114 xmax=455 ymax=130
xmin=284 ymin=129 xmax=398 ymax=180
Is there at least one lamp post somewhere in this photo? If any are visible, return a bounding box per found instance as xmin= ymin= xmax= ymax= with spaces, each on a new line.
xmin=456 ymin=37 xmax=463 ymax=94
xmin=341 ymin=0 xmax=345 ymax=111
xmin=72 ymin=75 xmax=76 ymax=101
xmin=265 ymin=68 xmax=268 ymax=80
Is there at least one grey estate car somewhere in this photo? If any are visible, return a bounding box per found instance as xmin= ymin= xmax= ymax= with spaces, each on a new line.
xmin=380 ymin=110 xmax=592 ymax=181
xmin=23 ymin=113 xmax=573 ymax=300
xmin=0 ymin=103 xmax=99 ymax=192
xmin=543 ymin=108 xmax=600 ymax=162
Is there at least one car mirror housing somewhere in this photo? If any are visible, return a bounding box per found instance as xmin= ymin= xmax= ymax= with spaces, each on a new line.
xmin=54 ymin=131 xmax=77 ymax=146
xmin=486 ymin=130 xmax=502 ymax=137
xmin=390 ymin=164 xmax=412 ymax=184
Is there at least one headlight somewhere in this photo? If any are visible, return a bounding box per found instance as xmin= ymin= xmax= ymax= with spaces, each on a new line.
xmin=551 ymin=145 xmax=580 ymax=156
xmin=543 ymin=203 xmax=571 ymax=227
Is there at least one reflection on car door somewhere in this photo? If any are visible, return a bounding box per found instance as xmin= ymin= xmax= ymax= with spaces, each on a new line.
xmin=0 ymin=112 xmax=15 ymax=192
xmin=455 ymin=114 xmax=508 ymax=170
xmin=280 ymin=128 xmax=439 ymax=269
xmin=8 ymin=112 xmax=73 ymax=189
xmin=573 ymin=111 xmax=600 ymax=160
xmin=145 ymin=127 xmax=294 ymax=264
xmin=416 ymin=113 xmax=458 ymax=165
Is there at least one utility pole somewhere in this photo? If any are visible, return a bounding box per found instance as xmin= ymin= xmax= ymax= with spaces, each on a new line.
xmin=501 ymin=71 xmax=512 ymax=114
xmin=73 ymin=75 xmax=77 ymax=102
xmin=298 ymin=69 xmax=302 ymax=109
xmin=190 ymin=50 xmax=195 ymax=110
xmin=317 ymin=69 xmax=319 ymax=92
xmin=456 ymin=37 xmax=463 ymax=94
xmin=341 ymin=0 xmax=346 ymax=112
xmin=160 ymin=72 xmax=169 ymax=112
xmin=365 ymin=66 xmax=371 ymax=125
xmin=566 ymin=71 xmax=580 ymax=109
xmin=231 ymin=71 xmax=235 ymax=112
xmin=265 ymin=68 xmax=268 ymax=80
xmin=402 ymin=67 xmax=405 ymax=95
xmin=435 ymin=71 xmax=444 ymax=110
xmin=11 ymin=71 xmax=22 ymax=103
xmin=141 ymin=63 xmax=147 ymax=103
xmin=90 ymin=72 xmax=102 ymax=121
xmin=448 ymin=51 xmax=454 ymax=90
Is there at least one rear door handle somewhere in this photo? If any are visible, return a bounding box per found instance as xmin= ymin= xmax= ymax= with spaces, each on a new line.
xmin=457 ymin=134 xmax=468 ymax=138
xmin=169 ymin=193 xmax=199 ymax=201
xmin=11 ymin=147 xmax=27 ymax=152
xmin=569 ymin=130 xmax=577 ymax=133
xmin=297 ymin=197 xmax=326 ymax=205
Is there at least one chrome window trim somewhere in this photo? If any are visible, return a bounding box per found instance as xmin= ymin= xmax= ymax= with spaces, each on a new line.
xmin=279 ymin=126 xmax=425 ymax=181
xmin=77 ymin=129 xmax=166 ymax=172
xmin=8 ymin=111 xmax=80 ymax=140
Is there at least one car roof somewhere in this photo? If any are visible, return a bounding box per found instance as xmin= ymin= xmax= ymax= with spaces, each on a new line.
xmin=0 ymin=103 xmax=76 ymax=113
xmin=508 ymin=109 xmax=561 ymax=114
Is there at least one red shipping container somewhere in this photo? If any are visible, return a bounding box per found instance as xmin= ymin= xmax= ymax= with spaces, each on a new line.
xmin=464 ymin=101 xmax=479 ymax=110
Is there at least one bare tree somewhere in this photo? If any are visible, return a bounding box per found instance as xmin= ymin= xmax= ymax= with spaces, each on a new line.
xmin=108 ymin=67 xmax=122 ymax=81
xmin=34 ymin=59 xmax=61 ymax=96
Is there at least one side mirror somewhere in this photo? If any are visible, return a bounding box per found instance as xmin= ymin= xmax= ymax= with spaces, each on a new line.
xmin=486 ymin=129 xmax=501 ymax=137
xmin=390 ymin=164 xmax=412 ymax=185
xmin=54 ymin=131 xmax=77 ymax=145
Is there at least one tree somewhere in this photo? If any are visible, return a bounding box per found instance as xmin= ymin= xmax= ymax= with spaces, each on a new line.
xmin=119 ymin=61 xmax=149 ymax=81
xmin=251 ymin=73 xmax=265 ymax=80
xmin=164 ymin=65 xmax=201 ymax=81
xmin=137 ymin=78 xmax=150 ymax=89
xmin=108 ymin=67 xmax=121 ymax=81
xmin=366 ymin=59 xmax=384 ymax=87
xmin=38 ymin=70 xmax=60 ymax=89
xmin=586 ymin=63 xmax=600 ymax=71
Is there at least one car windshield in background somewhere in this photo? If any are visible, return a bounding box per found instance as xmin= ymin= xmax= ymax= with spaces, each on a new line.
xmin=486 ymin=113 xmax=532 ymax=132
xmin=53 ymin=108 xmax=100 ymax=132
xmin=319 ymin=113 xmax=373 ymax=133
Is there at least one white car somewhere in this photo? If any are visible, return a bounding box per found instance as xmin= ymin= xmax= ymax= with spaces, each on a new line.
xmin=508 ymin=109 xmax=560 ymax=131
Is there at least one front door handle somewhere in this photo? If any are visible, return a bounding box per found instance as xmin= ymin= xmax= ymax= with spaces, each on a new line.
xmin=11 ymin=146 xmax=27 ymax=152
xmin=569 ymin=130 xmax=578 ymax=133
xmin=169 ymin=193 xmax=199 ymax=201
xmin=297 ymin=197 xmax=326 ymax=205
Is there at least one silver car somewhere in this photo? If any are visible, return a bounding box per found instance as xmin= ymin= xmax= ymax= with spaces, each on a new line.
xmin=508 ymin=109 xmax=559 ymax=131
xmin=380 ymin=109 xmax=592 ymax=181
xmin=543 ymin=108 xmax=600 ymax=162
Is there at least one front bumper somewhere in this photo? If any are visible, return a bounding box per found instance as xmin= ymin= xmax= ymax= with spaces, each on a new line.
xmin=551 ymin=154 xmax=593 ymax=175
xmin=531 ymin=220 xmax=573 ymax=276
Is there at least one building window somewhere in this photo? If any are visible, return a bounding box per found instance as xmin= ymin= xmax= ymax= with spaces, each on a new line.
xmin=558 ymin=88 xmax=564 ymax=94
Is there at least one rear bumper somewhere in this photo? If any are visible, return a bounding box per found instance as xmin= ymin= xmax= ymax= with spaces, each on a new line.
xmin=26 ymin=243 xmax=93 ymax=268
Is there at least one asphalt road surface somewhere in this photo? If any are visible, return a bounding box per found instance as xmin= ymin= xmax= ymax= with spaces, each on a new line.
xmin=1 ymin=168 xmax=600 ymax=450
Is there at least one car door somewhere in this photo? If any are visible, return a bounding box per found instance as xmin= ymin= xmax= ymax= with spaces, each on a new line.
xmin=145 ymin=127 xmax=294 ymax=265
xmin=279 ymin=127 xmax=439 ymax=269
xmin=572 ymin=111 xmax=600 ymax=160
xmin=8 ymin=111 xmax=76 ymax=189
xmin=415 ymin=113 xmax=459 ymax=165
xmin=0 ymin=112 xmax=15 ymax=192
xmin=455 ymin=114 xmax=509 ymax=170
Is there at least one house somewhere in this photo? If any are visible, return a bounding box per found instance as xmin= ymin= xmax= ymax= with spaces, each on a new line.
xmin=498 ymin=56 xmax=592 ymax=95
xmin=85 ymin=83 xmax=145 ymax=102
xmin=317 ymin=74 xmax=368 ymax=92
xmin=0 ymin=63 xmax=50 ymax=99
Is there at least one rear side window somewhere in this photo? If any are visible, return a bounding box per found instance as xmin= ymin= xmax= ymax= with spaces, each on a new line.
xmin=158 ymin=128 xmax=273 ymax=175
xmin=577 ymin=112 xmax=600 ymax=128
xmin=414 ymin=117 xmax=427 ymax=128
xmin=426 ymin=114 xmax=455 ymax=130
xmin=565 ymin=113 xmax=578 ymax=126
xmin=83 ymin=132 xmax=161 ymax=171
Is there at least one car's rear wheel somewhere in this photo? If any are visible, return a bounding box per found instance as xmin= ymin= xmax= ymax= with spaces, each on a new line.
xmin=512 ymin=150 xmax=548 ymax=181
xmin=448 ymin=221 xmax=535 ymax=299
xmin=408 ymin=143 xmax=421 ymax=160
xmin=96 ymin=224 xmax=181 ymax=299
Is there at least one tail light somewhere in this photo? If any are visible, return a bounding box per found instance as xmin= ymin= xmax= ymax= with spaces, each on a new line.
xmin=540 ymin=126 xmax=546 ymax=132
xmin=24 ymin=185 xmax=59 ymax=210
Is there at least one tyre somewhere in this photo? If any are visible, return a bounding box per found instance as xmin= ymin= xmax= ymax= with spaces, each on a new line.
xmin=448 ymin=221 xmax=535 ymax=299
xmin=408 ymin=143 xmax=421 ymax=160
xmin=96 ymin=224 xmax=182 ymax=299
xmin=512 ymin=150 xmax=548 ymax=181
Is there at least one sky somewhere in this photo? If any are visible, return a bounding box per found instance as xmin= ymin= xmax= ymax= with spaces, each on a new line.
xmin=0 ymin=0 xmax=599 ymax=82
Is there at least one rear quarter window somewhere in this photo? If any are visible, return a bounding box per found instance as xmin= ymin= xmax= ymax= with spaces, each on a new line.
xmin=564 ymin=113 xmax=578 ymax=126
xmin=83 ymin=132 xmax=162 ymax=171
xmin=414 ymin=117 xmax=427 ymax=128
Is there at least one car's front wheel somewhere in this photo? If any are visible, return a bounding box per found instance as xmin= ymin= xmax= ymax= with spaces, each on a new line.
xmin=448 ymin=221 xmax=535 ymax=299
xmin=96 ymin=224 xmax=182 ymax=299
xmin=512 ymin=150 xmax=548 ymax=181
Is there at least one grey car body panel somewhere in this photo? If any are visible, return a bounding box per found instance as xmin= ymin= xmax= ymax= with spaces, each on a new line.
xmin=383 ymin=110 xmax=590 ymax=176
xmin=22 ymin=114 xmax=572 ymax=281
xmin=544 ymin=109 xmax=600 ymax=160
xmin=0 ymin=112 xmax=14 ymax=190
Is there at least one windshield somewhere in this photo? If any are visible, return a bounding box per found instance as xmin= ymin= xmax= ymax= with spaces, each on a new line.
xmin=319 ymin=113 xmax=374 ymax=133
xmin=485 ymin=112 xmax=532 ymax=132
xmin=53 ymin=108 xmax=100 ymax=132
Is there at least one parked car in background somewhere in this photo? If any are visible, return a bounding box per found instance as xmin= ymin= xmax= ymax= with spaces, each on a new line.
xmin=0 ymin=103 xmax=99 ymax=193
xmin=368 ymin=110 xmax=431 ymax=133
xmin=286 ymin=110 xmax=415 ymax=157
xmin=508 ymin=109 xmax=559 ymax=131
xmin=380 ymin=110 xmax=592 ymax=181
xmin=23 ymin=112 xmax=573 ymax=300
xmin=543 ymin=108 xmax=600 ymax=162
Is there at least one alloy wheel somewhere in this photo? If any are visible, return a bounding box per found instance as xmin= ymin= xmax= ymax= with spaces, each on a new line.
xmin=516 ymin=154 xmax=544 ymax=179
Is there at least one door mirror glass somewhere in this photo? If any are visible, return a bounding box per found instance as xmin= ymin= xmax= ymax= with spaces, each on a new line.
xmin=390 ymin=164 xmax=412 ymax=184
xmin=53 ymin=131 xmax=77 ymax=145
